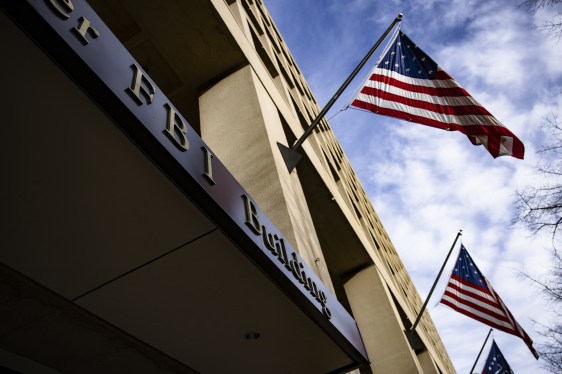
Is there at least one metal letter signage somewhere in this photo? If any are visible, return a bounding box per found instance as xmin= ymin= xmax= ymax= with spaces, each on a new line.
xmin=163 ymin=103 xmax=189 ymax=151
xmin=243 ymin=194 xmax=331 ymax=318
xmin=72 ymin=16 xmax=99 ymax=45
xmin=201 ymin=147 xmax=216 ymax=186
xmin=2 ymin=0 xmax=368 ymax=365
xmin=46 ymin=0 xmax=73 ymax=19
xmin=126 ymin=64 xmax=155 ymax=106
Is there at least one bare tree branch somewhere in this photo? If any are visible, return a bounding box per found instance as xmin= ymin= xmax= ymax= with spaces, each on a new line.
xmin=513 ymin=115 xmax=562 ymax=242
xmin=521 ymin=0 xmax=562 ymax=41
xmin=512 ymin=43 xmax=562 ymax=369
xmin=520 ymin=248 xmax=562 ymax=371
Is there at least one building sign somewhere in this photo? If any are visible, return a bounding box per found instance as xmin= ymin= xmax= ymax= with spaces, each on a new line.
xmin=243 ymin=195 xmax=332 ymax=318
xmin=3 ymin=0 xmax=368 ymax=364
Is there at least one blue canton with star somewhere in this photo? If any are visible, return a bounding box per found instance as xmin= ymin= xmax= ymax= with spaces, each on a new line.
xmin=452 ymin=245 xmax=488 ymax=288
xmin=378 ymin=31 xmax=439 ymax=79
xmin=482 ymin=340 xmax=514 ymax=374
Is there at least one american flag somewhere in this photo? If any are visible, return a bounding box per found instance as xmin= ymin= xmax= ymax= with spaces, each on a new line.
xmin=481 ymin=340 xmax=514 ymax=374
xmin=440 ymin=245 xmax=539 ymax=359
xmin=351 ymin=31 xmax=524 ymax=159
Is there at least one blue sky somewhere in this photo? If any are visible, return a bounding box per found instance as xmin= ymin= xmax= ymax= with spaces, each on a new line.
xmin=263 ymin=0 xmax=562 ymax=372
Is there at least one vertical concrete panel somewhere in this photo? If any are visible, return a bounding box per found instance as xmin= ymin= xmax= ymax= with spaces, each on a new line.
xmin=200 ymin=66 xmax=292 ymax=241
xmin=344 ymin=265 xmax=422 ymax=374
xmin=417 ymin=350 xmax=439 ymax=374
xmin=199 ymin=66 xmax=333 ymax=290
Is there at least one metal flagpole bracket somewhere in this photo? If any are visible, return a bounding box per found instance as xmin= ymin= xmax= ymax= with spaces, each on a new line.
xmin=278 ymin=141 xmax=303 ymax=173
xmin=278 ymin=13 xmax=403 ymax=173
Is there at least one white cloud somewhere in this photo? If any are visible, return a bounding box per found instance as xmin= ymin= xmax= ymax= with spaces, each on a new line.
xmin=264 ymin=0 xmax=561 ymax=372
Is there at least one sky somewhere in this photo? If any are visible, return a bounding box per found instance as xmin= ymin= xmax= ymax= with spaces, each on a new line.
xmin=263 ymin=0 xmax=562 ymax=373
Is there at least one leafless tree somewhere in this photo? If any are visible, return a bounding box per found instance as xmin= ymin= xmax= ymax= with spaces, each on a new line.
xmin=514 ymin=115 xmax=562 ymax=241
xmin=521 ymin=0 xmax=562 ymax=41
xmin=513 ymin=113 xmax=562 ymax=373
xmin=515 ymin=2 xmax=562 ymax=372
xmin=523 ymin=249 xmax=562 ymax=373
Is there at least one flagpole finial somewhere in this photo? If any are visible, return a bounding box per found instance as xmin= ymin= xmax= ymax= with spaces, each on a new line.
xmin=397 ymin=13 xmax=403 ymax=20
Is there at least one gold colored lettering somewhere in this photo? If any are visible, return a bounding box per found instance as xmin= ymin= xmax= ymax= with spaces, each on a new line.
xmin=126 ymin=64 xmax=155 ymax=105
xmin=47 ymin=0 xmax=74 ymax=19
xmin=72 ymin=16 xmax=100 ymax=45
xmin=242 ymin=195 xmax=261 ymax=235
xmin=202 ymin=146 xmax=215 ymax=185
xmin=319 ymin=291 xmax=331 ymax=318
xmin=163 ymin=104 xmax=189 ymax=151
xmin=263 ymin=229 xmax=278 ymax=255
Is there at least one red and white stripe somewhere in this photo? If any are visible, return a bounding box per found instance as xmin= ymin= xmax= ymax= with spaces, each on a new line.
xmin=440 ymin=275 xmax=539 ymax=359
xmin=351 ymin=67 xmax=525 ymax=159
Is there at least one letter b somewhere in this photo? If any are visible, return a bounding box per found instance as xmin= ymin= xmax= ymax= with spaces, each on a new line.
xmin=163 ymin=104 xmax=189 ymax=151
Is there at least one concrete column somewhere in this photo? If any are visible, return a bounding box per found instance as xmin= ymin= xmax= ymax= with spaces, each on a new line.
xmin=199 ymin=65 xmax=333 ymax=291
xmin=344 ymin=265 xmax=422 ymax=373
xmin=417 ymin=350 xmax=439 ymax=374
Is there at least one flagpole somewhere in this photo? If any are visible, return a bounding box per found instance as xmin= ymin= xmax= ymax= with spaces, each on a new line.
xmin=407 ymin=229 xmax=462 ymax=336
xmin=469 ymin=328 xmax=493 ymax=374
xmin=277 ymin=13 xmax=403 ymax=173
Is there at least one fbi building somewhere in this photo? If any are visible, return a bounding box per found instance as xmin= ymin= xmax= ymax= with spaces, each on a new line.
xmin=0 ymin=1 xmax=455 ymax=373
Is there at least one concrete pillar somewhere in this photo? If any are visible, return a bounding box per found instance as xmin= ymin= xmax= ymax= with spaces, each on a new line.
xmin=344 ymin=265 xmax=422 ymax=373
xmin=199 ymin=65 xmax=333 ymax=291
xmin=417 ymin=350 xmax=439 ymax=374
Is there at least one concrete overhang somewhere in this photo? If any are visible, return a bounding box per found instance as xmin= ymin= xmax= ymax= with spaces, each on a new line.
xmin=88 ymin=0 xmax=250 ymax=132
xmin=75 ymin=0 xmax=374 ymax=286
xmin=0 ymin=1 xmax=368 ymax=373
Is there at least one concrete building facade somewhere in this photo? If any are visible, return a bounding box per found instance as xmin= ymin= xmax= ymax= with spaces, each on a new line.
xmin=0 ymin=0 xmax=455 ymax=373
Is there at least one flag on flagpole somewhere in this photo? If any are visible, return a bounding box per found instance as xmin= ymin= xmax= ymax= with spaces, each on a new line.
xmin=481 ymin=340 xmax=514 ymax=374
xmin=440 ymin=245 xmax=539 ymax=359
xmin=351 ymin=30 xmax=524 ymax=159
